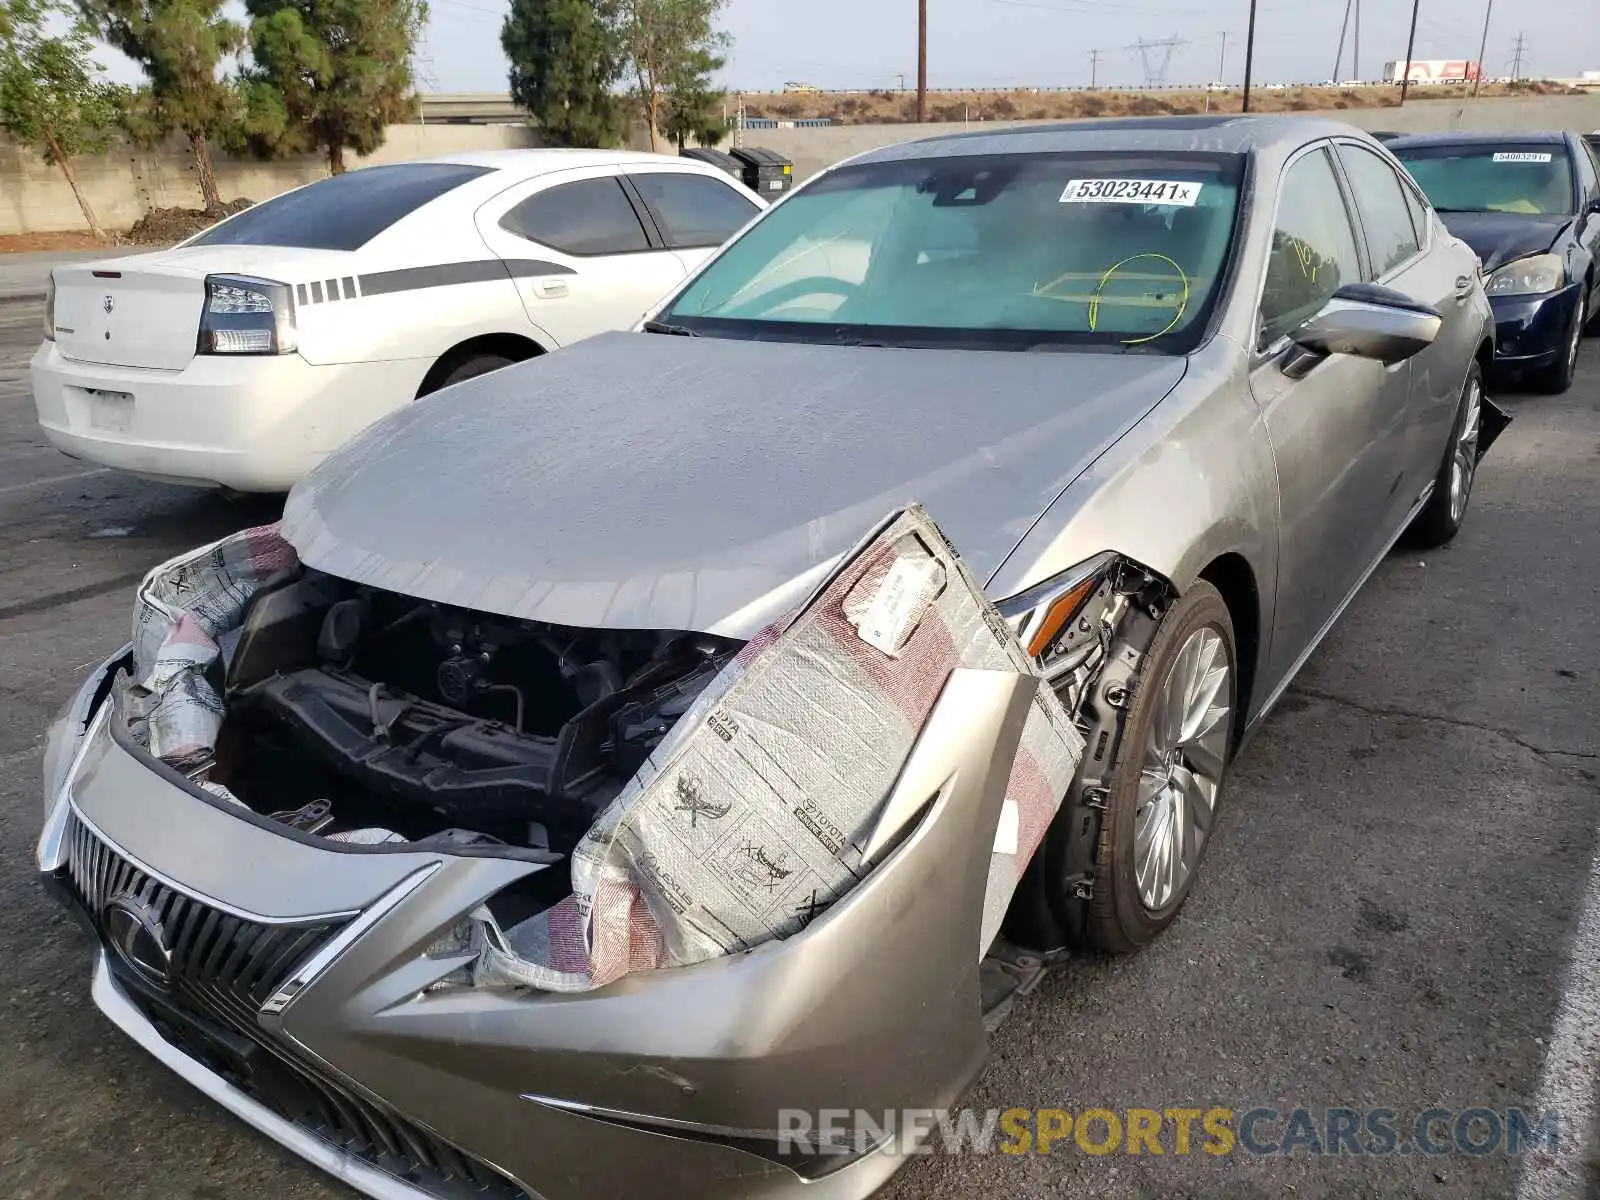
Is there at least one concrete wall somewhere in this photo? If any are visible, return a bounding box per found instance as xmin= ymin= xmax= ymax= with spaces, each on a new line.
xmin=0 ymin=124 xmax=543 ymax=237
xmin=5 ymin=92 xmax=1599 ymax=236
xmin=748 ymin=93 xmax=1600 ymax=183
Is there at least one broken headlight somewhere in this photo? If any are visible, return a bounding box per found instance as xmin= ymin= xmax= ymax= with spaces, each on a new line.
xmin=995 ymin=551 xmax=1119 ymax=666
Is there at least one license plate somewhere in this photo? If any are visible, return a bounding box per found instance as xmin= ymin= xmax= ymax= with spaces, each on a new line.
xmin=87 ymin=390 xmax=133 ymax=433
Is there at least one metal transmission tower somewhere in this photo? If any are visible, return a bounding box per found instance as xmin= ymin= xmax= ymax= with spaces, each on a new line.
xmin=1127 ymin=36 xmax=1189 ymax=88
xmin=1508 ymin=31 xmax=1526 ymax=80
xmin=1088 ymin=48 xmax=1103 ymax=88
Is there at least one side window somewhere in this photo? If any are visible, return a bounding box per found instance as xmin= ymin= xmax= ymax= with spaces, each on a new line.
xmin=1338 ymin=145 xmax=1423 ymax=277
xmin=1400 ymin=180 xmax=1431 ymax=245
xmin=1578 ymin=139 xmax=1600 ymax=200
xmin=629 ymin=172 xmax=761 ymax=249
xmin=1259 ymin=148 xmax=1364 ymax=349
xmin=500 ymin=178 xmax=651 ymax=256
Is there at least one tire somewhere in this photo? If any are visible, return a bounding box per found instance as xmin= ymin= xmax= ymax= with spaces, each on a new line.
xmin=1407 ymin=362 xmax=1484 ymax=549
xmin=421 ymin=352 xmax=516 ymax=397
xmin=1528 ymin=293 xmax=1584 ymax=395
xmin=1077 ymin=580 xmax=1237 ymax=953
xmin=1585 ymin=280 xmax=1600 ymax=336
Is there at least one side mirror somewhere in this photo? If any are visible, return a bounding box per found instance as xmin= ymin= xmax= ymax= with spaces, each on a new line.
xmin=1290 ymin=283 xmax=1442 ymax=366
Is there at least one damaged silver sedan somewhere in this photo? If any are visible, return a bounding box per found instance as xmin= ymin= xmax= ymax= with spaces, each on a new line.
xmin=39 ymin=116 xmax=1507 ymax=1200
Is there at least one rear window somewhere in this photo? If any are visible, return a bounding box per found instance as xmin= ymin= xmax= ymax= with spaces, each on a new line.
xmin=188 ymin=163 xmax=494 ymax=251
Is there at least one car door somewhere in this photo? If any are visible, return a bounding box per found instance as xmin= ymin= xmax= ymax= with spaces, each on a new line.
xmin=1573 ymin=136 xmax=1600 ymax=315
xmin=1249 ymin=143 xmax=1409 ymax=692
xmin=474 ymin=168 xmax=688 ymax=347
xmin=621 ymin=167 xmax=765 ymax=275
xmin=1335 ymin=139 xmax=1476 ymax=523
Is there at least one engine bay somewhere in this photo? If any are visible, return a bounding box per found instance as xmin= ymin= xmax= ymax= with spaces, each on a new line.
xmin=206 ymin=568 xmax=741 ymax=859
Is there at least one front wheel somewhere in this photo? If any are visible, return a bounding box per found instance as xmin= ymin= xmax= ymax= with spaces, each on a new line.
xmin=1407 ymin=362 xmax=1483 ymax=549
xmin=1528 ymin=293 xmax=1584 ymax=395
xmin=1081 ymin=581 xmax=1237 ymax=953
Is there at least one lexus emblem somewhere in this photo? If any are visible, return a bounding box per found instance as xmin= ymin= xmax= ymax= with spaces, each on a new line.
xmin=102 ymin=295 xmax=114 ymax=314
xmin=104 ymin=895 xmax=173 ymax=989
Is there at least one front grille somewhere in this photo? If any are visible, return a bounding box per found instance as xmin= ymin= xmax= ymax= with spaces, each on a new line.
xmin=61 ymin=809 xmax=529 ymax=1200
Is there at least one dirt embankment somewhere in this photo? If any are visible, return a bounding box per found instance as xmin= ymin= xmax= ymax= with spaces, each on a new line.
xmin=737 ymin=79 xmax=1580 ymax=125
xmin=0 ymin=199 xmax=254 ymax=255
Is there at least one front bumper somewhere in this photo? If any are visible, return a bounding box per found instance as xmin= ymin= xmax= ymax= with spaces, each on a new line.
xmin=29 ymin=341 xmax=426 ymax=492
xmin=40 ymin=663 xmax=1035 ymax=1200
xmin=1488 ymin=283 xmax=1583 ymax=368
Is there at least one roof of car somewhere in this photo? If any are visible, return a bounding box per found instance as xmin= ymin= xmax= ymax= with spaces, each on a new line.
xmin=403 ymin=147 xmax=723 ymax=179
xmin=1384 ymin=130 xmax=1571 ymax=149
xmin=843 ymin=114 xmax=1383 ymax=167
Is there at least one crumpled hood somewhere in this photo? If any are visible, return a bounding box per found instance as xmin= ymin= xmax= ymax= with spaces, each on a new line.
xmin=282 ymin=332 xmax=1187 ymax=637
xmin=1437 ymin=212 xmax=1570 ymax=273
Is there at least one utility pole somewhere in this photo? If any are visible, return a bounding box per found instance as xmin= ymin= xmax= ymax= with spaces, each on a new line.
xmin=1398 ymin=0 xmax=1421 ymax=103
xmin=1088 ymin=48 xmax=1102 ymax=87
xmin=1217 ymin=31 xmax=1229 ymax=82
xmin=1324 ymin=0 xmax=1350 ymax=81
xmin=1472 ymin=0 xmax=1492 ymax=96
xmin=1241 ymin=0 xmax=1258 ymax=112
xmin=1509 ymin=31 xmax=1526 ymax=80
xmin=1333 ymin=0 xmax=1352 ymax=82
xmin=916 ymin=0 xmax=928 ymax=122
xmin=1352 ymin=0 xmax=1361 ymax=80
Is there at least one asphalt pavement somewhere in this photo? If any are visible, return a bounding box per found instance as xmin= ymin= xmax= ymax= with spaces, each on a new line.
xmin=1 ymin=290 xmax=1598 ymax=1200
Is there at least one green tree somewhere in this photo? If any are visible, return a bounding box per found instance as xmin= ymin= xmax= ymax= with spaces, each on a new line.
xmin=619 ymin=0 xmax=726 ymax=151
xmin=501 ymin=0 xmax=626 ymax=148
xmin=659 ymin=45 xmax=723 ymax=149
xmin=0 ymin=0 xmax=120 ymax=235
xmin=239 ymin=0 xmax=425 ymax=175
xmin=77 ymin=0 xmax=243 ymax=210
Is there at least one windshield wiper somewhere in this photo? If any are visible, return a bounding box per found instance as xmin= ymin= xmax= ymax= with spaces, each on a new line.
xmin=642 ymin=319 xmax=698 ymax=336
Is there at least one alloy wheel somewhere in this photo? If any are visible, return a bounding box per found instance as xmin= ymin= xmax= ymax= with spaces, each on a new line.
xmin=1449 ymin=375 xmax=1483 ymax=525
xmin=1133 ymin=627 xmax=1233 ymax=911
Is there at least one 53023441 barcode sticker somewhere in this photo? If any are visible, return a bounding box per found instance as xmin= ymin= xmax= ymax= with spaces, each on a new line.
xmin=1060 ymin=178 xmax=1203 ymax=206
xmin=1492 ymin=152 xmax=1553 ymax=164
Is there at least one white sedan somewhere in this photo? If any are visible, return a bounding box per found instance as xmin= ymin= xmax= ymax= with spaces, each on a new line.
xmin=32 ymin=149 xmax=766 ymax=492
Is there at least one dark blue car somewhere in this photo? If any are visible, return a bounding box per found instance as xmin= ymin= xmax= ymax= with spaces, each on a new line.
xmin=1389 ymin=131 xmax=1600 ymax=393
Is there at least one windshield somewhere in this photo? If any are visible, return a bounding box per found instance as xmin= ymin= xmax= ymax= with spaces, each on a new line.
xmin=1393 ymin=144 xmax=1576 ymax=216
xmin=659 ymin=151 xmax=1245 ymax=353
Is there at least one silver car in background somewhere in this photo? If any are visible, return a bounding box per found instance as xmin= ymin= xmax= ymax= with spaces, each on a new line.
xmin=40 ymin=115 xmax=1502 ymax=1200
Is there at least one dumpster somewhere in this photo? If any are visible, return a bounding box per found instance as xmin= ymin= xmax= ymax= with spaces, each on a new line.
xmin=730 ymin=147 xmax=794 ymax=197
xmin=679 ymin=146 xmax=745 ymax=182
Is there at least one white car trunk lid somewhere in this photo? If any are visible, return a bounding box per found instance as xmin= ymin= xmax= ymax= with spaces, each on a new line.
xmin=52 ymin=261 xmax=205 ymax=371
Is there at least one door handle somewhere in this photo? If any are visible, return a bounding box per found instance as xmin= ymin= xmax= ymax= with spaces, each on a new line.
xmin=533 ymin=280 xmax=569 ymax=299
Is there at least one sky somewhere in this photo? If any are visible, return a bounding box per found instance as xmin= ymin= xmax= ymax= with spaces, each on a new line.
xmin=97 ymin=0 xmax=1600 ymax=95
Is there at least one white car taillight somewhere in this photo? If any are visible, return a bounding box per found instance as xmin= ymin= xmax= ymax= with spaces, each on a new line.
xmin=42 ymin=274 xmax=55 ymax=341
xmin=197 ymin=274 xmax=298 ymax=355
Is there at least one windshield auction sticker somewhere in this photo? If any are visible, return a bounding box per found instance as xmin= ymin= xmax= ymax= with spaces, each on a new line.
xmin=1492 ymin=152 xmax=1554 ymax=164
xmin=1060 ymin=179 xmax=1202 ymax=206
